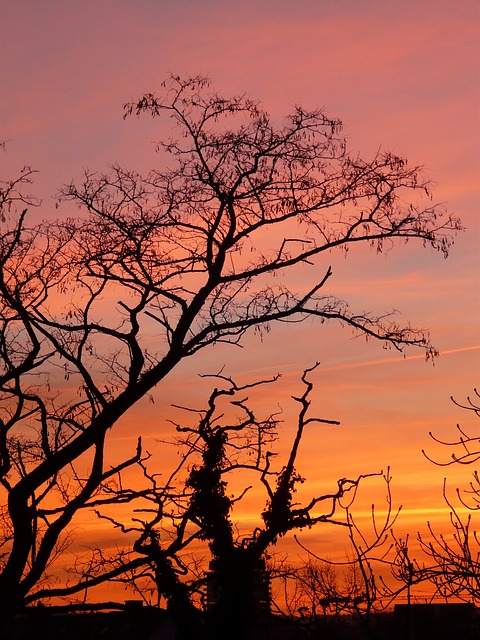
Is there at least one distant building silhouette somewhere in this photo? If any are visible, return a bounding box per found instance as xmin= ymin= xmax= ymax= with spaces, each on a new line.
xmin=394 ymin=602 xmax=477 ymax=640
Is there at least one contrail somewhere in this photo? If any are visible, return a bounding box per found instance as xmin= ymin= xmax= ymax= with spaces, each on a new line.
xmin=320 ymin=345 xmax=480 ymax=372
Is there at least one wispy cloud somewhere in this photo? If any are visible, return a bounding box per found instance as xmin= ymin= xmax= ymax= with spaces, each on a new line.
xmin=320 ymin=345 xmax=480 ymax=373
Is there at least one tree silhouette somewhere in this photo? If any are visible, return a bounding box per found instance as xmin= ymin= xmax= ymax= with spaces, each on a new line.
xmin=418 ymin=390 xmax=480 ymax=602
xmin=276 ymin=467 xmax=400 ymax=639
xmin=0 ymin=75 xmax=461 ymax=623
xmin=381 ymin=391 xmax=480 ymax=607
xmin=47 ymin=366 xmax=380 ymax=639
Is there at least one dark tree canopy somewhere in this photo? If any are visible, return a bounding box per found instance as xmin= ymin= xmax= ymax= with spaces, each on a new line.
xmin=0 ymin=76 xmax=461 ymax=621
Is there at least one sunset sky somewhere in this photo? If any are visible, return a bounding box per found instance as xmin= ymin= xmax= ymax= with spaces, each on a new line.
xmin=2 ymin=0 xmax=479 ymax=595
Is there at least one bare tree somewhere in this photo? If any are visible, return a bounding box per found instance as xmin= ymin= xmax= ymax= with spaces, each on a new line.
xmin=416 ymin=391 xmax=480 ymax=603
xmin=0 ymin=74 xmax=461 ymax=623
xmin=277 ymin=468 xmax=400 ymax=639
xmin=56 ymin=366 xmax=381 ymax=639
xmin=381 ymin=392 xmax=480 ymax=607
xmin=423 ymin=390 xmax=480 ymax=507
xmin=385 ymin=532 xmax=426 ymax=608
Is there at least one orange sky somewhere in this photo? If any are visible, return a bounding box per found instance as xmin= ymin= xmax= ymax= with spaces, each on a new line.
xmin=2 ymin=0 xmax=479 ymax=601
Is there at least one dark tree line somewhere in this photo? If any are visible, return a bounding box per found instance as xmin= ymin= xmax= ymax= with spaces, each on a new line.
xmin=0 ymin=75 xmax=461 ymax=634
